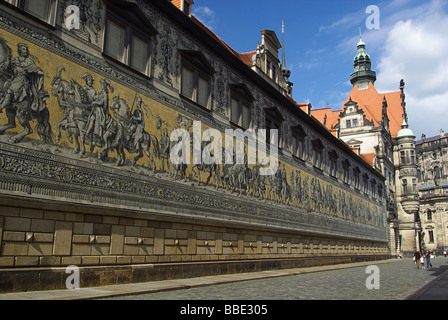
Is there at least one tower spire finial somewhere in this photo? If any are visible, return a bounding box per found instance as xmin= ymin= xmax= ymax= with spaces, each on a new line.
xmin=359 ymin=24 xmax=362 ymax=41
xmin=282 ymin=20 xmax=285 ymax=67
xmin=281 ymin=20 xmax=292 ymax=95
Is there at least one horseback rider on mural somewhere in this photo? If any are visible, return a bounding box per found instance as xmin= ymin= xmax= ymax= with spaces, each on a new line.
xmin=128 ymin=96 xmax=151 ymax=150
xmin=0 ymin=42 xmax=52 ymax=143
xmin=0 ymin=43 xmax=49 ymax=113
xmin=83 ymin=78 xmax=114 ymax=148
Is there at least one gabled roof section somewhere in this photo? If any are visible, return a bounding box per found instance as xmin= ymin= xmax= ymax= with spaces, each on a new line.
xmin=169 ymin=0 xmax=182 ymax=9
xmin=229 ymin=83 xmax=255 ymax=102
xmin=360 ymin=153 xmax=375 ymax=166
xmin=343 ymin=83 xmax=402 ymax=137
xmin=105 ymin=0 xmax=158 ymax=35
xmin=310 ymin=107 xmax=340 ymax=132
xmin=312 ymin=82 xmax=403 ymax=138
xmin=238 ymin=51 xmax=257 ymax=67
xmin=264 ymin=106 xmax=284 ymax=122
xmin=179 ymin=50 xmax=215 ymax=75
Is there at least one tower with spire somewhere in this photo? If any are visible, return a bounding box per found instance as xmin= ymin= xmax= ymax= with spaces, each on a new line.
xmin=281 ymin=21 xmax=293 ymax=97
xmin=350 ymin=28 xmax=377 ymax=89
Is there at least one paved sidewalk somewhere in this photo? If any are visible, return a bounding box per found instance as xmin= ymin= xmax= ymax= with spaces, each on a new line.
xmin=0 ymin=258 xmax=446 ymax=300
xmin=405 ymin=263 xmax=448 ymax=300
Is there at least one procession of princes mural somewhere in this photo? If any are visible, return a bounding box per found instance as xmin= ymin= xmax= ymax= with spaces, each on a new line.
xmin=0 ymin=38 xmax=383 ymax=228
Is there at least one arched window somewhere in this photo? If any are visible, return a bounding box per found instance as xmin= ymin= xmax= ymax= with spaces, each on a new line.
xmin=426 ymin=209 xmax=432 ymax=221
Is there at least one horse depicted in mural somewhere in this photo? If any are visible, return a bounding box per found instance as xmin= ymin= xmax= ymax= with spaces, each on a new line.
xmin=191 ymin=137 xmax=220 ymax=190
xmin=0 ymin=39 xmax=53 ymax=144
xmin=51 ymin=67 xmax=93 ymax=155
xmin=247 ymin=165 xmax=266 ymax=198
xmin=98 ymin=96 xmax=160 ymax=172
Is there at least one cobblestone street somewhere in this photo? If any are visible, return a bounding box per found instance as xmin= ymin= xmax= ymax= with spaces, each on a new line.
xmin=104 ymin=257 xmax=448 ymax=300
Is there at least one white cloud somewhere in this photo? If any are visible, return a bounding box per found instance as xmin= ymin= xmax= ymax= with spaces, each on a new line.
xmin=192 ymin=6 xmax=216 ymax=30
xmin=375 ymin=0 xmax=448 ymax=138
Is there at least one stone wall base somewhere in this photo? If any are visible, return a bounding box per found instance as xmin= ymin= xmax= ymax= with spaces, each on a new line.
xmin=0 ymin=255 xmax=389 ymax=294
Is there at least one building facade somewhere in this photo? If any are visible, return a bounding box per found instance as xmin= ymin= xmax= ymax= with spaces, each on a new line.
xmin=311 ymin=38 xmax=421 ymax=257
xmin=0 ymin=0 xmax=388 ymax=293
xmin=416 ymin=131 xmax=448 ymax=254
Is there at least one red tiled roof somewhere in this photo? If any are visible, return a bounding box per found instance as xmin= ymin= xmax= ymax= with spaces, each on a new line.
xmin=238 ymin=51 xmax=257 ymax=67
xmin=312 ymin=82 xmax=404 ymax=138
xmin=169 ymin=0 xmax=182 ymax=10
xmin=309 ymin=107 xmax=340 ymax=135
xmin=360 ymin=153 xmax=375 ymax=166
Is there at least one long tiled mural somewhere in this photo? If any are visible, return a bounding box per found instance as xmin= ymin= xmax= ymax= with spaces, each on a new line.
xmin=0 ymin=0 xmax=388 ymax=246
xmin=0 ymin=29 xmax=385 ymax=242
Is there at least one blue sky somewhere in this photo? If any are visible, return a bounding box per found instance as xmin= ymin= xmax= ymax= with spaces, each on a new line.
xmin=191 ymin=0 xmax=448 ymax=140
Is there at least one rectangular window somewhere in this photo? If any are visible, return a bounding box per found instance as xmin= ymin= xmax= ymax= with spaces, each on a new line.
xmin=104 ymin=14 xmax=153 ymax=76
xmin=265 ymin=119 xmax=280 ymax=146
xmin=410 ymin=150 xmax=415 ymax=164
xmin=131 ymin=35 xmax=149 ymax=74
xmin=231 ymin=98 xmax=240 ymax=125
xmin=402 ymin=179 xmax=408 ymax=194
xmin=106 ymin=20 xmax=126 ymax=62
xmin=329 ymin=157 xmax=337 ymax=177
xmin=346 ymin=120 xmax=352 ymax=128
xmin=352 ymin=119 xmax=358 ymax=127
xmin=24 ymin=0 xmax=50 ymax=21
xmin=428 ymin=230 xmax=434 ymax=243
xmin=231 ymin=97 xmax=251 ymax=129
xmin=313 ymin=147 xmax=322 ymax=169
xmin=242 ymin=103 xmax=251 ymax=129
xmin=291 ymin=135 xmax=305 ymax=160
xmin=180 ymin=55 xmax=212 ymax=110
xmin=400 ymin=151 xmax=406 ymax=164
xmin=342 ymin=162 xmax=350 ymax=184
xmin=197 ymin=75 xmax=210 ymax=107
xmin=11 ymin=0 xmax=57 ymax=25
xmin=181 ymin=66 xmax=194 ymax=100
xmin=265 ymin=119 xmax=272 ymax=144
xmin=353 ymin=168 xmax=360 ymax=190
xmin=378 ymin=185 xmax=383 ymax=201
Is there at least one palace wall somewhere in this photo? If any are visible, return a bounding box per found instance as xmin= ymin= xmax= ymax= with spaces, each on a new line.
xmin=0 ymin=0 xmax=388 ymax=293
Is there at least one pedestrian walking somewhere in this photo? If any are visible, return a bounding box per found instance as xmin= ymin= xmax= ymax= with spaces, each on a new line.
xmin=426 ymin=251 xmax=433 ymax=268
xmin=420 ymin=256 xmax=425 ymax=269
xmin=414 ymin=251 xmax=421 ymax=269
xmin=444 ymin=250 xmax=447 ymax=258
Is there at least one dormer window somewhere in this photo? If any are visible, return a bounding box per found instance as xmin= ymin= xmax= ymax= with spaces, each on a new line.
xmin=328 ymin=150 xmax=339 ymax=178
xmin=7 ymin=0 xmax=58 ymax=25
xmin=291 ymin=125 xmax=306 ymax=160
xmin=264 ymin=107 xmax=284 ymax=148
xmin=353 ymin=167 xmax=361 ymax=190
xmin=180 ymin=51 xmax=214 ymax=110
xmin=342 ymin=160 xmax=350 ymax=184
xmin=312 ymin=139 xmax=324 ymax=170
xmin=230 ymin=84 xmax=254 ymax=129
xmin=183 ymin=0 xmax=193 ymax=15
xmin=104 ymin=1 xmax=157 ymax=76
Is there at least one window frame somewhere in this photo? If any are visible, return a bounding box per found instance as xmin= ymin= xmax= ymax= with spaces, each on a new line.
xmin=6 ymin=0 xmax=59 ymax=26
xmin=428 ymin=230 xmax=434 ymax=243
xmin=180 ymin=51 xmax=214 ymax=110
xmin=229 ymin=84 xmax=254 ymax=130
xmin=353 ymin=167 xmax=361 ymax=190
xmin=103 ymin=6 xmax=156 ymax=77
xmin=312 ymin=139 xmax=324 ymax=170
xmin=342 ymin=160 xmax=351 ymax=185
xmin=402 ymin=179 xmax=408 ymax=195
xmin=291 ymin=125 xmax=307 ymax=161
xmin=328 ymin=150 xmax=339 ymax=178
xmin=264 ymin=107 xmax=284 ymax=148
